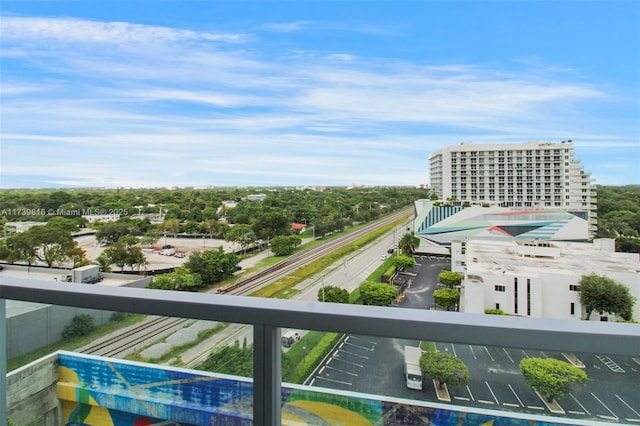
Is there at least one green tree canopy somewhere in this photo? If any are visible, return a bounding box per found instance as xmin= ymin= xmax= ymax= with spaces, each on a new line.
xmin=433 ymin=288 xmax=460 ymax=311
xmin=394 ymin=254 xmax=415 ymax=271
xmin=438 ymin=271 xmax=463 ymax=288
xmin=185 ymin=247 xmax=239 ymax=285
xmin=317 ymin=285 xmax=349 ymax=303
xmin=579 ymin=273 xmax=635 ymax=321
xmin=270 ymin=235 xmax=302 ymax=256
xmin=149 ymin=267 xmax=203 ymax=291
xmin=27 ymin=223 xmax=75 ymax=267
xmin=225 ymin=224 xmax=256 ymax=253
xmin=359 ymin=282 xmax=398 ymax=306
xmin=520 ymin=358 xmax=588 ymax=402
xmin=419 ymin=351 xmax=469 ymax=390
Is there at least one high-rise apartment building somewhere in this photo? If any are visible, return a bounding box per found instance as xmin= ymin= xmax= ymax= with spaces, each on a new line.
xmin=429 ymin=141 xmax=597 ymax=234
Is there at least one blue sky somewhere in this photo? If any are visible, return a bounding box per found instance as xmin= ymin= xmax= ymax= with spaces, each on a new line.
xmin=1 ymin=1 xmax=638 ymax=188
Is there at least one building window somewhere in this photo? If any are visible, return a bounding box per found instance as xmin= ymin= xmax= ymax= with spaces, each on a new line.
xmin=569 ymin=284 xmax=580 ymax=291
xmin=495 ymin=303 xmax=500 ymax=310
xmin=570 ymin=302 xmax=575 ymax=316
xmin=495 ymin=285 xmax=506 ymax=292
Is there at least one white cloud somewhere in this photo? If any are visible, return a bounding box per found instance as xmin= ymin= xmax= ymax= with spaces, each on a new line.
xmin=0 ymin=16 xmax=249 ymax=45
xmin=0 ymin=14 xmax=636 ymax=188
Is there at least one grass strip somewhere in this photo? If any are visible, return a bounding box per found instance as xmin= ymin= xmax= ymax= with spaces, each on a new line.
xmin=282 ymin=331 xmax=342 ymax=384
xmin=250 ymin=218 xmax=405 ymax=298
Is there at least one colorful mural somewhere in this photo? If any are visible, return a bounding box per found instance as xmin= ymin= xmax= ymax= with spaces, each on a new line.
xmin=414 ymin=202 xmax=589 ymax=245
xmin=57 ymin=351 xmax=569 ymax=426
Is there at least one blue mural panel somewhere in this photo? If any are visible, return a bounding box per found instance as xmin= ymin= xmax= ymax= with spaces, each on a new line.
xmin=57 ymin=351 xmax=568 ymax=426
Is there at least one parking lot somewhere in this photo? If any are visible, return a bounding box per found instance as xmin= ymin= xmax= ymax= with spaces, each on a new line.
xmin=306 ymin=256 xmax=640 ymax=424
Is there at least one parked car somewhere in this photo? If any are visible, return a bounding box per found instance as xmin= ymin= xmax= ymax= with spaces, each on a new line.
xmin=82 ymin=276 xmax=102 ymax=284
xmin=281 ymin=330 xmax=301 ymax=347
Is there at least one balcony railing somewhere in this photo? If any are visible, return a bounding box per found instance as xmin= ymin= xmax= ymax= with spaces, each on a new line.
xmin=1 ymin=276 xmax=639 ymax=425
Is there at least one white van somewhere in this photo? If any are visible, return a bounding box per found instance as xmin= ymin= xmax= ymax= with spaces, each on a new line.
xmin=281 ymin=330 xmax=301 ymax=347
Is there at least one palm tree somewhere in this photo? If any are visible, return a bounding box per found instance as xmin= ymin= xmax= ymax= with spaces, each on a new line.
xmin=399 ymin=232 xmax=420 ymax=255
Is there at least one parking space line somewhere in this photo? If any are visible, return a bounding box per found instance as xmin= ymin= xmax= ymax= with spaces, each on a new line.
xmin=314 ymin=376 xmax=352 ymax=386
xmin=485 ymin=381 xmax=499 ymax=404
xmin=466 ymin=385 xmax=474 ymax=401
xmin=344 ymin=341 xmax=374 ymax=351
xmin=454 ymin=397 xmax=470 ymax=401
xmin=568 ymin=410 xmax=586 ymax=415
xmin=478 ymin=400 xmax=495 ymax=405
xmin=591 ymin=392 xmax=619 ymax=422
xmin=469 ymin=345 xmax=478 ymax=360
xmin=503 ymin=348 xmax=515 ymax=363
xmin=616 ymin=394 xmax=640 ymax=418
xmin=348 ymin=335 xmax=377 ymax=346
xmin=503 ymin=403 xmax=519 ymax=408
xmin=324 ymin=365 xmax=358 ymax=377
xmin=570 ymin=393 xmax=590 ymax=416
xmin=484 ymin=347 xmax=495 ymax=362
xmin=338 ymin=349 xmax=369 ymax=360
xmin=508 ymin=384 xmax=523 ymax=407
xmin=527 ymin=406 xmax=544 ymax=411
xmin=330 ymin=357 xmax=364 ymax=368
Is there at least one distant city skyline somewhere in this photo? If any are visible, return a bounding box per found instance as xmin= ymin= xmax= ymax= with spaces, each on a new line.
xmin=1 ymin=1 xmax=638 ymax=189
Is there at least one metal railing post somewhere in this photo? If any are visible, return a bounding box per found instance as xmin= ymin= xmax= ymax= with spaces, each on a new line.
xmin=253 ymin=323 xmax=281 ymax=425
xmin=1 ymin=299 xmax=7 ymax=426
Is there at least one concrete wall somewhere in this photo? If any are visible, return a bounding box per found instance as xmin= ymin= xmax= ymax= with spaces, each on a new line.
xmin=7 ymin=352 xmax=61 ymax=426
xmin=7 ymin=304 xmax=115 ymax=359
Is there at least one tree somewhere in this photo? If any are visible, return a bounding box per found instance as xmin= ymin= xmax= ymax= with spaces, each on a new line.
xmin=149 ymin=267 xmax=203 ymax=291
xmin=438 ymin=271 xmax=463 ymax=288
xmin=398 ymin=232 xmax=420 ymax=255
xmin=520 ymin=358 xmax=588 ymax=403
xmin=270 ymin=235 xmax=302 ymax=256
xmin=102 ymin=242 xmax=130 ymax=272
xmin=433 ymin=288 xmax=460 ymax=311
xmin=28 ymin=224 xmax=75 ymax=267
xmin=394 ymin=255 xmax=415 ymax=271
xmin=252 ymin=212 xmax=291 ymax=240
xmin=185 ymin=247 xmax=239 ymax=285
xmin=3 ymin=231 xmax=37 ymax=266
xmin=95 ymin=254 xmax=112 ymax=272
xmin=359 ymin=282 xmax=398 ymax=306
xmin=579 ymin=274 xmax=635 ymax=321
xmin=162 ymin=218 xmax=181 ymax=238
xmin=317 ymin=285 xmax=349 ymax=303
xmin=96 ymin=221 xmax=135 ymax=244
xmin=419 ymin=352 xmax=469 ymax=390
xmin=65 ymin=245 xmax=88 ymax=268
xmin=225 ymin=224 xmax=256 ymax=253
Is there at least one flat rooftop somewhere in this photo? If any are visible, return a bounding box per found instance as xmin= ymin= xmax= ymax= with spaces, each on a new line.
xmin=465 ymin=239 xmax=640 ymax=277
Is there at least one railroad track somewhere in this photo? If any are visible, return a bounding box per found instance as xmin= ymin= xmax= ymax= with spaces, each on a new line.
xmin=81 ymin=208 xmax=412 ymax=358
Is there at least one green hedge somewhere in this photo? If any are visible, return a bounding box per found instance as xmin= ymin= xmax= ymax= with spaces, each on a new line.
xmin=283 ymin=331 xmax=342 ymax=384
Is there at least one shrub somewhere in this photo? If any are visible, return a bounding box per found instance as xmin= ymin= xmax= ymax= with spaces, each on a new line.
xmin=62 ymin=314 xmax=95 ymax=339
xmin=110 ymin=312 xmax=127 ymax=322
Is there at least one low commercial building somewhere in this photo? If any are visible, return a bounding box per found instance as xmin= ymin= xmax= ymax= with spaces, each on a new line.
xmin=5 ymin=221 xmax=46 ymax=235
xmin=452 ymin=238 xmax=640 ymax=322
